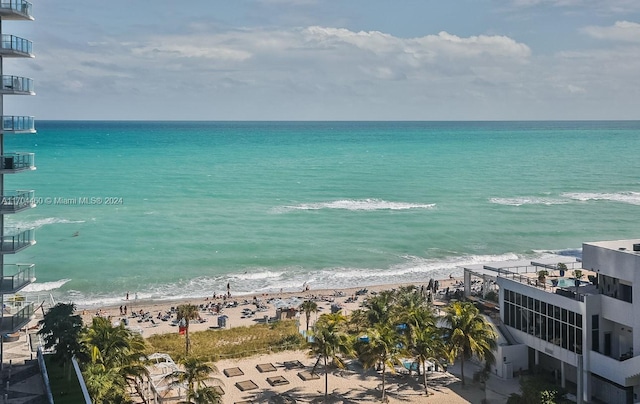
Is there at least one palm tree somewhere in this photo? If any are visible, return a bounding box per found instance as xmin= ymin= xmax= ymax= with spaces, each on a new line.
xmin=37 ymin=303 xmax=83 ymax=378
xmin=172 ymin=356 xmax=222 ymax=404
xmin=191 ymin=385 xmax=223 ymax=404
xmin=177 ymin=304 xmax=201 ymax=355
xmin=442 ymin=301 xmax=497 ymax=386
xmin=357 ymin=322 xmax=405 ymax=402
xmin=300 ymin=300 xmax=318 ymax=342
xmin=362 ymin=290 xmax=395 ymax=325
xmin=80 ymin=316 xmax=149 ymax=403
xmin=410 ymin=324 xmax=446 ymax=395
xmin=308 ymin=313 xmax=353 ymax=403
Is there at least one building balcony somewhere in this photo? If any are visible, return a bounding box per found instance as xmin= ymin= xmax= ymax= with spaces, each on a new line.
xmin=0 ymin=228 xmax=35 ymax=254
xmin=0 ymin=263 xmax=35 ymax=293
xmin=0 ymin=76 xmax=34 ymax=95
xmin=2 ymin=116 xmax=35 ymax=134
xmin=590 ymin=350 xmax=640 ymax=387
xmin=0 ymin=190 xmax=35 ymax=214
xmin=0 ymin=1 xmax=33 ymax=20
xmin=0 ymin=301 xmax=35 ymax=334
xmin=0 ymin=34 xmax=33 ymax=57
xmin=0 ymin=152 xmax=35 ymax=173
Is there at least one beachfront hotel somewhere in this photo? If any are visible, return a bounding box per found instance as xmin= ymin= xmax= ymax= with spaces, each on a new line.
xmin=463 ymin=239 xmax=640 ymax=404
xmin=0 ymin=1 xmax=36 ymax=368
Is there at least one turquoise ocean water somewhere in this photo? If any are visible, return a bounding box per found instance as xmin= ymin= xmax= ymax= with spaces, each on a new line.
xmin=5 ymin=120 xmax=640 ymax=307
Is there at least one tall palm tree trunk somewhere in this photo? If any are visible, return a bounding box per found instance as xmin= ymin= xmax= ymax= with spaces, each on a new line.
xmin=324 ymin=356 xmax=329 ymax=403
xmin=381 ymin=362 xmax=386 ymax=401
xmin=185 ymin=324 xmax=191 ymax=355
xmin=423 ymin=360 xmax=429 ymax=395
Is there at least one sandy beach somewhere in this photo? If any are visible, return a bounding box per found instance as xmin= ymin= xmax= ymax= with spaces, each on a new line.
xmin=78 ymin=280 xmax=461 ymax=339
xmin=75 ymin=277 xmax=496 ymax=403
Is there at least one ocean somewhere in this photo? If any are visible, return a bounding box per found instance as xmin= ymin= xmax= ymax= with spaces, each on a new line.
xmin=5 ymin=120 xmax=640 ymax=307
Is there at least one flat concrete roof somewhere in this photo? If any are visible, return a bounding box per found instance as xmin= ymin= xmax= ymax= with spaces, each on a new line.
xmin=584 ymin=239 xmax=640 ymax=255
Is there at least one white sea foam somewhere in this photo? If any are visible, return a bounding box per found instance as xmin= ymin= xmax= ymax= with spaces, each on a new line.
xmin=562 ymin=192 xmax=640 ymax=205
xmin=22 ymin=279 xmax=71 ymax=292
xmin=277 ymin=199 xmax=436 ymax=212
xmin=489 ymin=197 xmax=568 ymax=206
xmin=4 ymin=217 xmax=86 ymax=229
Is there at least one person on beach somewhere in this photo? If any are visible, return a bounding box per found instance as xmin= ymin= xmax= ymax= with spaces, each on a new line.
xmin=126 ymin=291 xmax=129 ymax=300
xmin=227 ymin=282 xmax=231 ymax=298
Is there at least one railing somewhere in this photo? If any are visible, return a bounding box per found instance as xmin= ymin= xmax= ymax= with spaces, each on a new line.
xmin=590 ymin=350 xmax=640 ymax=387
xmin=2 ymin=116 xmax=35 ymax=132
xmin=0 ymin=227 xmax=36 ymax=253
xmin=0 ymin=34 xmax=33 ymax=55
xmin=37 ymin=347 xmax=55 ymax=404
xmin=0 ymin=152 xmax=35 ymax=171
xmin=0 ymin=190 xmax=35 ymax=213
xmin=0 ymin=1 xmax=32 ymax=17
xmin=0 ymin=75 xmax=34 ymax=93
xmin=0 ymin=301 xmax=35 ymax=333
xmin=0 ymin=263 xmax=35 ymax=293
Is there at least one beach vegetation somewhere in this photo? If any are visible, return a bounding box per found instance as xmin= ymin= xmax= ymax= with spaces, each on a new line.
xmin=170 ymin=356 xmax=222 ymax=404
xmin=79 ymin=316 xmax=149 ymax=403
xmin=147 ymin=320 xmax=305 ymax=362
xmin=37 ymin=303 xmax=83 ymax=379
xmin=409 ymin=318 xmax=447 ymax=395
xmin=356 ymin=322 xmax=405 ymax=402
xmin=308 ymin=312 xmax=354 ymax=403
xmin=300 ymin=299 xmax=318 ymax=342
xmin=176 ymin=304 xmax=201 ymax=355
xmin=441 ymin=301 xmax=497 ymax=386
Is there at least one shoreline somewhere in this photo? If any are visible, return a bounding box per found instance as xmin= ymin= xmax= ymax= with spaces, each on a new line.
xmin=78 ymin=278 xmax=462 ymax=338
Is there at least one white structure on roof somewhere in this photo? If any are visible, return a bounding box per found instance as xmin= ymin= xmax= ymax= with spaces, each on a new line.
xmin=465 ymin=240 xmax=640 ymax=404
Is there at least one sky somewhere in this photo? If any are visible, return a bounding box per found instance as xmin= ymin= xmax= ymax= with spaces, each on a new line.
xmin=5 ymin=0 xmax=640 ymax=120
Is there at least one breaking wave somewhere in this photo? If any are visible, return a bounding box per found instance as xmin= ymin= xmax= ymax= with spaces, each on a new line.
xmin=276 ymin=199 xmax=436 ymax=212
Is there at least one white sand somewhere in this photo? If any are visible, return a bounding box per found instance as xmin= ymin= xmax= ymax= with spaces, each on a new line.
xmin=80 ymin=279 xmax=487 ymax=403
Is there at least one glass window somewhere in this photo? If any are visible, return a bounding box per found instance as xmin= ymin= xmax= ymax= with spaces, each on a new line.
xmin=592 ymin=315 xmax=599 ymax=330
xmin=577 ymin=314 xmax=582 ymax=328
xmin=569 ymin=312 xmax=575 ymax=326
xmin=561 ymin=309 xmax=567 ymax=322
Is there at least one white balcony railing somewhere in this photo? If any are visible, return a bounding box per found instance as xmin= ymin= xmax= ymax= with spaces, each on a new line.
xmin=0 ymin=34 xmax=33 ymax=56
xmin=0 ymin=190 xmax=35 ymax=213
xmin=0 ymin=1 xmax=33 ymax=20
xmin=2 ymin=116 xmax=35 ymax=133
xmin=0 ymin=227 xmax=35 ymax=253
xmin=0 ymin=263 xmax=35 ymax=293
xmin=0 ymin=152 xmax=35 ymax=172
xmin=0 ymin=75 xmax=34 ymax=94
xmin=590 ymin=350 xmax=640 ymax=387
xmin=0 ymin=301 xmax=35 ymax=334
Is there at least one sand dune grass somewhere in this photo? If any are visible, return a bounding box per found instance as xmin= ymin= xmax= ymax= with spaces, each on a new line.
xmin=146 ymin=320 xmax=306 ymax=362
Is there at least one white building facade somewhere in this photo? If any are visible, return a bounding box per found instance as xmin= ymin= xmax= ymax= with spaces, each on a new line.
xmin=494 ymin=239 xmax=640 ymax=404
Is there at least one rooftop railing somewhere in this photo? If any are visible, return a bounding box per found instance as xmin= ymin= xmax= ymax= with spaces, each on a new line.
xmin=0 ymin=152 xmax=35 ymax=172
xmin=0 ymin=75 xmax=34 ymax=94
xmin=0 ymin=263 xmax=35 ymax=293
xmin=2 ymin=116 xmax=36 ymax=133
xmin=0 ymin=227 xmax=36 ymax=253
xmin=0 ymin=190 xmax=35 ymax=213
xmin=0 ymin=1 xmax=32 ymax=17
xmin=0 ymin=301 xmax=35 ymax=334
xmin=0 ymin=34 xmax=33 ymax=56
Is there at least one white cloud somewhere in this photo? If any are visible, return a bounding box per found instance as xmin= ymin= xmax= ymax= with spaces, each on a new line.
xmin=18 ymin=23 xmax=639 ymax=120
xmin=508 ymin=0 xmax=640 ymax=13
xmin=582 ymin=20 xmax=640 ymax=42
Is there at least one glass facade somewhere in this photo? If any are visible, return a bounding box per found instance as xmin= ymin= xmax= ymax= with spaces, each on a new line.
xmin=504 ymin=288 xmax=583 ymax=353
